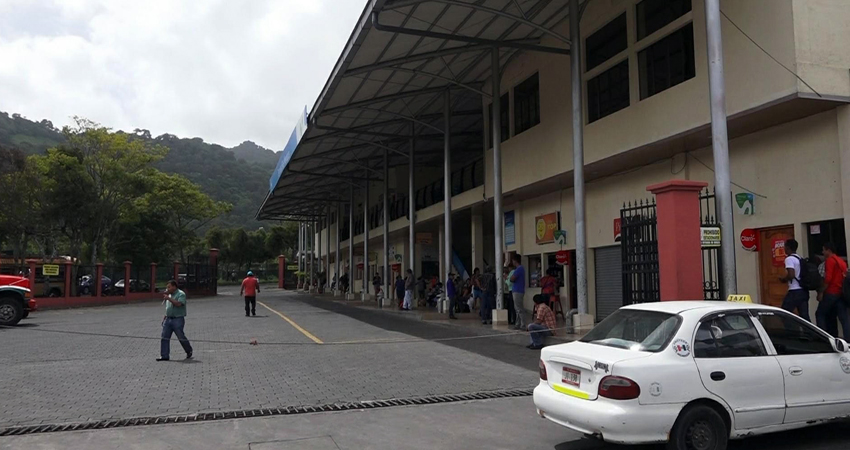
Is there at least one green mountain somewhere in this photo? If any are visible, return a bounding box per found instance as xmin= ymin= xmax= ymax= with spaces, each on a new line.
xmin=0 ymin=111 xmax=279 ymax=230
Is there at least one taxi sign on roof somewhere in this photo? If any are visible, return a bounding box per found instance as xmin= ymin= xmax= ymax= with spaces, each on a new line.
xmin=727 ymin=294 xmax=752 ymax=303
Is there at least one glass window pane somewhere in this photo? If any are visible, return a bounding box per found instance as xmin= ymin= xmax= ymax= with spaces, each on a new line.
xmin=588 ymin=59 xmax=630 ymax=123
xmin=637 ymin=0 xmax=692 ymax=41
xmin=695 ymin=314 xmax=767 ymax=358
xmin=638 ymin=23 xmax=695 ymax=99
xmin=514 ymin=73 xmax=540 ymax=135
xmin=581 ymin=309 xmax=681 ymax=352
xmin=757 ymin=312 xmax=834 ymax=355
xmin=586 ymin=14 xmax=628 ymax=71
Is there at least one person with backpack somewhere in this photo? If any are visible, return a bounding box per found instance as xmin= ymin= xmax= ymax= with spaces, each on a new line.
xmin=816 ymin=242 xmax=849 ymax=337
xmin=780 ymin=239 xmax=812 ymax=321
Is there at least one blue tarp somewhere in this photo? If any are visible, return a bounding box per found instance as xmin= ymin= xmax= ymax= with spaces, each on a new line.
xmin=269 ymin=106 xmax=309 ymax=192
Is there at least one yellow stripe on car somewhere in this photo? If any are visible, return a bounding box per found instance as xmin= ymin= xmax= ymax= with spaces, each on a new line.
xmin=551 ymin=384 xmax=591 ymax=400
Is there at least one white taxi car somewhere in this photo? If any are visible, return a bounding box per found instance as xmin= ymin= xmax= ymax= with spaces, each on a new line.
xmin=534 ymin=301 xmax=850 ymax=450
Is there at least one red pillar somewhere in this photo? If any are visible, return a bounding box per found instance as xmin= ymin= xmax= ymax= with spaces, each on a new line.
xmin=95 ymin=263 xmax=104 ymax=297
xmin=150 ymin=263 xmax=157 ymax=293
xmin=647 ymin=180 xmax=708 ymax=301
xmin=26 ymin=260 xmax=36 ymax=291
xmin=123 ymin=261 xmax=132 ymax=297
xmin=278 ymin=255 xmax=286 ymax=289
xmin=63 ymin=261 xmax=73 ymax=298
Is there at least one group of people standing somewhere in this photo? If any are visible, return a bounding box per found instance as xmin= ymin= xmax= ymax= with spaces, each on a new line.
xmin=781 ymin=239 xmax=850 ymax=338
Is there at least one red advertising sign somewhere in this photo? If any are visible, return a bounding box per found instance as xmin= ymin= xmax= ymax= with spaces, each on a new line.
xmin=771 ymin=238 xmax=787 ymax=267
xmin=535 ymin=212 xmax=560 ymax=244
xmin=614 ymin=218 xmax=622 ymax=242
xmin=555 ymin=250 xmax=570 ymax=266
xmin=740 ymin=229 xmax=758 ymax=251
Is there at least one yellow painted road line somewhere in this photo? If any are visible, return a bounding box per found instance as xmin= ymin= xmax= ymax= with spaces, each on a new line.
xmin=258 ymin=301 xmax=323 ymax=344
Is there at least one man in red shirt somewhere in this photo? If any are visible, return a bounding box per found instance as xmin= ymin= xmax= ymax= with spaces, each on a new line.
xmin=240 ymin=271 xmax=261 ymax=317
xmin=816 ymin=242 xmax=849 ymax=337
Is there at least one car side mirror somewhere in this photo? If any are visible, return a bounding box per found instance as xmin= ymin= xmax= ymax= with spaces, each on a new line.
xmin=835 ymin=338 xmax=848 ymax=353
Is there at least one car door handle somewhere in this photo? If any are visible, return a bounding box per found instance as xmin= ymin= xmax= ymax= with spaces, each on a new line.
xmin=710 ymin=371 xmax=726 ymax=381
xmin=789 ymin=367 xmax=803 ymax=376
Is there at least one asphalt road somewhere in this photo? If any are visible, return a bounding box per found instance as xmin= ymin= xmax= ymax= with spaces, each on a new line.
xmin=1 ymin=287 xmax=849 ymax=449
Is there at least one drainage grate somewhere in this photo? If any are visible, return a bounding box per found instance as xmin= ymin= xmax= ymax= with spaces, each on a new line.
xmin=0 ymin=388 xmax=533 ymax=437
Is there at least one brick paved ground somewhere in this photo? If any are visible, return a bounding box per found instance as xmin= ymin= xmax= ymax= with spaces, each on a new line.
xmin=0 ymin=287 xmax=537 ymax=428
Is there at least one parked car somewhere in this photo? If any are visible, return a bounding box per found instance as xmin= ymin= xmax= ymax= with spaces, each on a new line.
xmin=533 ymin=301 xmax=850 ymax=450
xmin=0 ymin=274 xmax=37 ymax=326
xmin=78 ymin=275 xmax=112 ymax=296
xmin=113 ymin=279 xmax=151 ymax=293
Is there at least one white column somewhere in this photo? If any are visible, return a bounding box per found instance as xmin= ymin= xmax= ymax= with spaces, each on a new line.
xmin=837 ymin=106 xmax=850 ymax=243
xmin=362 ymin=176 xmax=370 ymax=301
xmin=442 ymin=89 xmax=452 ymax=315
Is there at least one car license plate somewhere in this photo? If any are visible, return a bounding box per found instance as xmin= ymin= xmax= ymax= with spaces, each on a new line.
xmin=562 ymin=366 xmax=580 ymax=387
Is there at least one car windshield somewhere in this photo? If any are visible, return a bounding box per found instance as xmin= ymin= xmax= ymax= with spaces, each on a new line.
xmin=580 ymin=309 xmax=681 ymax=352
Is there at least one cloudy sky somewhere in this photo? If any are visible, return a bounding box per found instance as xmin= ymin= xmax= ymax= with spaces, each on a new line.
xmin=0 ymin=0 xmax=366 ymax=150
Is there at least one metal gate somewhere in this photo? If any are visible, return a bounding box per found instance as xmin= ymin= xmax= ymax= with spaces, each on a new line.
xmin=699 ymin=188 xmax=723 ymax=301
xmin=621 ymin=199 xmax=660 ymax=305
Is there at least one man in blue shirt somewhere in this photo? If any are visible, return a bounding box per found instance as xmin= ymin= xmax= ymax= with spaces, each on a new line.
xmin=510 ymin=254 xmax=526 ymax=330
xmin=157 ymin=280 xmax=193 ymax=361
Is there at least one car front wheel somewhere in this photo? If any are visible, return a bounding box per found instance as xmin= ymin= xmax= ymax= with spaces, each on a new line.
xmin=667 ymin=405 xmax=728 ymax=450
xmin=0 ymin=296 xmax=24 ymax=326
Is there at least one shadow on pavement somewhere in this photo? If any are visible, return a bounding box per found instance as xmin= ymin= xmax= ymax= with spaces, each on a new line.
xmin=554 ymin=421 xmax=850 ymax=450
xmin=295 ymin=294 xmax=541 ymax=371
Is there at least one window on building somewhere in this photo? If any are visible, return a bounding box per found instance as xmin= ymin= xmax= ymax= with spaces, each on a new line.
xmin=586 ymin=13 xmax=628 ymax=71
xmin=587 ymin=59 xmax=630 ymax=123
xmin=527 ymin=255 xmax=542 ymax=288
xmin=487 ymin=93 xmax=510 ymax=147
xmin=638 ymin=23 xmax=695 ymax=99
xmin=514 ymin=73 xmax=540 ymax=135
xmin=757 ymin=312 xmax=834 ymax=355
xmin=694 ymin=313 xmax=767 ymax=358
xmin=636 ymin=0 xmax=692 ymax=41
xmin=806 ymin=219 xmax=847 ymax=258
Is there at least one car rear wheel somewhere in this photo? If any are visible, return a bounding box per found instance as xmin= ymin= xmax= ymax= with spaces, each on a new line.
xmin=0 ymin=296 xmax=24 ymax=326
xmin=667 ymin=405 xmax=728 ymax=450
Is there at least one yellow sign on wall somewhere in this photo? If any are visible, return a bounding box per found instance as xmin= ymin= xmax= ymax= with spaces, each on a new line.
xmin=42 ymin=264 xmax=60 ymax=276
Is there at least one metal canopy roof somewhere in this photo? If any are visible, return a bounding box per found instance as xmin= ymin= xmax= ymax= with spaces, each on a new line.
xmin=258 ymin=0 xmax=578 ymax=221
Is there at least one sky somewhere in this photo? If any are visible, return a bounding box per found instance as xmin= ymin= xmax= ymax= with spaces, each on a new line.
xmin=0 ymin=0 xmax=366 ymax=150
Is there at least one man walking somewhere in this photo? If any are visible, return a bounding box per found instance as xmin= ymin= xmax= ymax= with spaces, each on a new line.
xmin=510 ymin=253 xmax=526 ymax=330
xmin=480 ymin=266 xmax=496 ymax=325
xmin=817 ymin=242 xmax=849 ymax=337
xmin=780 ymin=239 xmax=811 ymax=321
xmin=403 ymin=269 xmax=415 ymax=311
xmin=158 ymin=280 xmax=193 ymax=361
xmin=241 ymin=271 xmax=261 ymax=317
xmin=446 ymin=273 xmax=458 ymax=319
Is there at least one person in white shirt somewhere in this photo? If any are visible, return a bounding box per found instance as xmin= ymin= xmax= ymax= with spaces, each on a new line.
xmin=779 ymin=239 xmax=811 ymax=321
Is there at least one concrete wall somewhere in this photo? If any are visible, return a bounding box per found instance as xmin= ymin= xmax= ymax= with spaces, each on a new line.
xmin=484 ymin=0 xmax=801 ymax=197
xmin=507 ymin=110 xmax=843 ymax=314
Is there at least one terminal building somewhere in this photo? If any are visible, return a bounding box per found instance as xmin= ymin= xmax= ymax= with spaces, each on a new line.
xmin=259 ymin=0 xmax=850 ymax=323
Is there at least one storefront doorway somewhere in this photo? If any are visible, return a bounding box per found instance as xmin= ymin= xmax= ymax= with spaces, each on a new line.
xmin=758 ymin=225 xmax=795 ymax=307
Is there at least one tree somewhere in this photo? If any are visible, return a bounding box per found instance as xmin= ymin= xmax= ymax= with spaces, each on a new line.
xmin=60 ymin=118 xmax=167 ymax=263
xmin=135 ymin=172 xmax=231 ymax=263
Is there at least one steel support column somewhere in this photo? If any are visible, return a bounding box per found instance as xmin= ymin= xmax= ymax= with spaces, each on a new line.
xmin=335 ymin=202 xmax=341 ymax=295
xmin=705 ymin=0 xmax=737 ymax=297
xmin=383 ymin=148 xmax=390 ymax=307
xmin=326 ymin=205 xmax=331 ymax=291
xmin=318 ymin=213 xmax=323 ymax=292
xmin=443 ymin=89 xmax=452 ymax=314
xmin=298 ymin=222 xmax=304 ymax=288
xmin=309 ymin=220 xmax=315 ymax=292
xmin=363 ymin=174 xmax=370 ymax=302
xmin=408 ymin=124 xmax=416 ymax=283
xmin=570 ymin=0 xmax=588 ymax=316
xmin=492 ymin=48 xmax=504 ymax=311
xmin=348 ymin=188 xmax=354 ymax=298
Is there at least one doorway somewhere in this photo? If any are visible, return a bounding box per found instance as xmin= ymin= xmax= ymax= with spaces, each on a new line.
xmin=758 ymin=225 xmax=794 ymax=307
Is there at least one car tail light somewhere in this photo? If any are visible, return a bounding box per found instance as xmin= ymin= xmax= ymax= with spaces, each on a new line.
xmin=598 ymin=376 xmax=640 ymax=400
xmin=539 ymin=359 xmax=548 ymax=380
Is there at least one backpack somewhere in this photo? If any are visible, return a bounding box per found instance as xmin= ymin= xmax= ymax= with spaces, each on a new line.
xmin=792 ymin=255 xmax=822 ymax=292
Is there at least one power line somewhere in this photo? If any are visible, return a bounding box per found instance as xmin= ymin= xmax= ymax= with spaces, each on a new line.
xmin=720 ymin=9 xmax=822 ymax=98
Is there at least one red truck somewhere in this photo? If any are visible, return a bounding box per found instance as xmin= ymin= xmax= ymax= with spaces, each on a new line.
xmin=0 ymin=274 xmax=37 ymax=326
